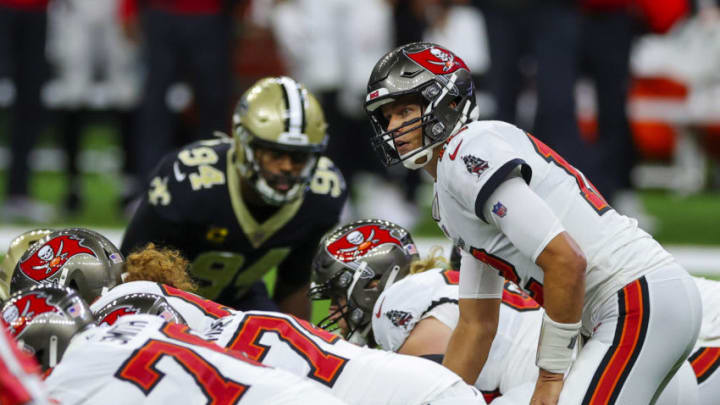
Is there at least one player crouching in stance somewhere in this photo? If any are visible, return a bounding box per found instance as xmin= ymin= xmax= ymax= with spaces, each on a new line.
xmin=363 ymin=42 xmax=701 ymax=404
xmin=2 ymin=284 xmax=350 ymax=404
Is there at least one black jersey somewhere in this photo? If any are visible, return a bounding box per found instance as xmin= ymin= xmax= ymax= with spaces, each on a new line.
xmin=121 ymin=137 xmax=347 ymax=307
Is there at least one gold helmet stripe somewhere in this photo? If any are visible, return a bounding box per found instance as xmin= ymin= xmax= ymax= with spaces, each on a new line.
xmin=278 ymin=77 xmax=306 ymax=135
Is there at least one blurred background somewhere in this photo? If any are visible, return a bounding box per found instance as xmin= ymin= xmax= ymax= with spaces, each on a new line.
xmin=0 ymin=0 xmax=719 ymax=277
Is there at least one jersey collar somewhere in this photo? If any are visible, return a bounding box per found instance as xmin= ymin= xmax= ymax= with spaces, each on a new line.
xmin=226 ymin=146 xmax=304 ymax=248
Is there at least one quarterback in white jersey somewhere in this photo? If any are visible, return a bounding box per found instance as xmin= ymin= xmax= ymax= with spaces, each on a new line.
xmin=364 ymin=42 xmax=701 ymax=404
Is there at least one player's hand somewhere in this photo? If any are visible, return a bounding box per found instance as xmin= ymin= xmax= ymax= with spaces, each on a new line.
xmin=530 ymin=368 xmax=564 ymax=405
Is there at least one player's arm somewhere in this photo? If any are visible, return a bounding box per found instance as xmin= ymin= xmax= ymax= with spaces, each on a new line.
xmin=483 ymin=177 xmax=585 ymax=404
xmin=443 ymin=251 xmax=504 ymax=384
xmin=275 ymin=233 xmax=322 ymax=320
xmin=274 ymin=281 xmax=311 ymax=320
xmin=398 ymin=316 xmax=453 ymax=357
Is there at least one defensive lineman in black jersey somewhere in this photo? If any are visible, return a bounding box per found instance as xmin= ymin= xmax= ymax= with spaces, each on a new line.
xmin=122 ymin=77 xmax=347 ymax=318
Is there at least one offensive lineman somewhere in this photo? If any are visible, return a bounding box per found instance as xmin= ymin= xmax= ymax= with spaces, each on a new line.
xmin=2 ymin=284 xmax=349 ymax=405
xmin=91 ymin=280 xmax=486 ymax=405
xmin=121 ymin=76 xmax=347 ymax=319
xmin=363 ymin=42 xmax=701 ymax=404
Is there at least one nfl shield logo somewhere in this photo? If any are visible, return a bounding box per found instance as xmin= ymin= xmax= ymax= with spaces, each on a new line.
xmin=492 ymin=202 xmax=507 ymax=218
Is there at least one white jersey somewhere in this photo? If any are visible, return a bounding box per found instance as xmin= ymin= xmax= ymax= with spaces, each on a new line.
xmin=371 ymin=269 xmax=541 ymax=398
xmin=91 ymin=281 xmax=236 ymax=331
xmin=692 ymin=276 xmax=720 ymax=348
xmin=202 ymin=310 xmax=466 ymax=405
xmin=434 ymin=120 xmax=675 ymax=330
xmin=45 ymin=315 xmax=348 ymax=405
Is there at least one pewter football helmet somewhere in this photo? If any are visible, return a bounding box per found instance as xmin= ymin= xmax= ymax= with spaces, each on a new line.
xmin=0 ymin=228 xmax=53 ymax=301
xmin=11 ymin=228 xmax=124 ymax=303
xmin=94 ymin=292 xmax=186 ymax=326
xmin=2 ymin=284 xmax=95 ymax=370
xmin=233 ymin=76 xmax=328 ymax=205
xmin=365 ymin=42 xmax=478 ymax=169
xmin=310 ymin=219 xmax=418 ymax=343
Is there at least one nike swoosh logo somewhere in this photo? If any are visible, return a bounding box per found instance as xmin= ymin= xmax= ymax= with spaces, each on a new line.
xmin=173 ymin=162 xmax=186 ymax=182
xmin=375 ymin=297 xmax=385 ymax=318
xmin=449 ymin=139 xmax=463 ymax=160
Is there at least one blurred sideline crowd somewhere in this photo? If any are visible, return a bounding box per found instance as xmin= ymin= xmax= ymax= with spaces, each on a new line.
xmin=1 ymin=0 xmax=720 ymax=230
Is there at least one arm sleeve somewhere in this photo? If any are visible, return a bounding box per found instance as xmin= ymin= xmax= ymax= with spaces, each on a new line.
xmin=444 ymin=124 xmax=532 ymax=224
xmin=481 ymin=177 xmax=564 ymax=262
xmin=458 ymin=249 xmax=504 ymax=299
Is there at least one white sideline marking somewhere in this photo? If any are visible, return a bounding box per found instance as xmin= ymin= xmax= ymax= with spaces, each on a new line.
xmin=1 ymin=226 xmax=719 ymax=275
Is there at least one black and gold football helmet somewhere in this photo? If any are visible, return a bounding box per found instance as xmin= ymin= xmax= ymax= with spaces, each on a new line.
xmin=232 ymin=76 xmax=328 ymax=205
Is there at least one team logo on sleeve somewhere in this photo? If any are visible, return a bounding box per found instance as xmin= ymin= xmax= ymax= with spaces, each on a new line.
xmin=327 ymin=224 xmax=405 ymax=262
xmin=18 ymin=235 xmax=96 ymax=282
xmin=492 ymin=202 xmax=507 ymax=218
xmin=405 ymin=46 xmax=469 ymax=75
xmin=385 ymin=310 xmax=413 ymax=329
xmin=3 ymin=292 xmax=59 ymax=336
xmin=462 ymin=155 xmax=489 ymax=177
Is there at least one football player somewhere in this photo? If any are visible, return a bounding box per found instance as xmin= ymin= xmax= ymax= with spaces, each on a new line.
xmin=313 ymin=222 xmax=711 ymax=405
xmin=121 ymin=76 xmax=347 ymax=319
xmin=0 ymin=228 xmax=53 ymax=301
xmin=0 ymin=318 xmax=51 ymax=405
xmin=363 ymin=42 xmax=701 ymax=404
xmin=2 ymin=284 xmax=350 ymax=405
xmin=90 ymin=280 xmax=486 ymax=405
xmin=88 ymin=246 xmax=486 ymax=404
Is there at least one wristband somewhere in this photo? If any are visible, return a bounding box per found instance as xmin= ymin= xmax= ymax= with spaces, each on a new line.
xmin=536 ymin=312 xmax=581 ymax=374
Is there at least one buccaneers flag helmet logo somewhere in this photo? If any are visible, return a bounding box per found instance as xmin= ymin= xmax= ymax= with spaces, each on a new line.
xmin=2 ymin=292 xmax=58 ymax=336
xmin=97 ymin=306 xmax=139 ymax=326
xmin=18 ymin=235 xmax=96 ymax=282
xmin=404 ymin=46 xmax=469 ymax=75
xmin=327 ymin=224 xmax=403 ymax=263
